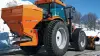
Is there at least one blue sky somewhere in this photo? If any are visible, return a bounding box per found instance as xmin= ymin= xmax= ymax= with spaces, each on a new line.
xmin=26 ymin=0 xmax=100 ymax=18
xmin=66 ymin=0 xmax=100 ymax=18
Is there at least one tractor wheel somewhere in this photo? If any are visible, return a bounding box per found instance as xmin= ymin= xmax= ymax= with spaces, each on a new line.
xmin=20 ymin=46 xmax=41 ymax=55
xmin=44 ymin=20 xmax=69 ymax=56
xmin=71 ymin=28 xmax=87 ymax=51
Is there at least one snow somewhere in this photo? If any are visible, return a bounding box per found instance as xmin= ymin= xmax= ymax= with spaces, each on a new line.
xmin=84 ymin=31 xmax=99 ymax=36
xmin=0 ymin=0 xmax=9 ymax=9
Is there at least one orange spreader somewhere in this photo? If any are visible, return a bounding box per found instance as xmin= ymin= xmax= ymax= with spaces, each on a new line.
xmin=2 ymin=5 xmax=43 ymax=46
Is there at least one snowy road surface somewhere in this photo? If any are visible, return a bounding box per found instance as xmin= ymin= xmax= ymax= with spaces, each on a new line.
xmin=0 ymin=45 xmax=100 ymax=56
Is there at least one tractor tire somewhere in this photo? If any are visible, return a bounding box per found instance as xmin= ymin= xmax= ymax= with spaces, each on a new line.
xmin=44 ymin=20 xmax=69 ymax=56
xmin=71 ymin=28 xmax=87 ymax=51
xmin=20 ymin=46 xmax=41 ymax=55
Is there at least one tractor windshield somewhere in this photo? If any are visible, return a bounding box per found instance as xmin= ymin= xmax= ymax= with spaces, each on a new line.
xmin=50 ymin=3 xmax=66 ymax=20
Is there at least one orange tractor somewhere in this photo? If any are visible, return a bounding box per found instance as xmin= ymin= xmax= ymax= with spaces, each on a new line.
xmin=1 ymin=0 xmax=99 ymax=56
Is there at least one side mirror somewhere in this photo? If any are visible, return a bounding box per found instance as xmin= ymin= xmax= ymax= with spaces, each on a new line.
xmin=72 ymin=7 xmax=76 ymax=13
xmin=64 ymin=6 xmax=76 ymax=19
xmin=72 ymin=7 xmax=75 ymax=10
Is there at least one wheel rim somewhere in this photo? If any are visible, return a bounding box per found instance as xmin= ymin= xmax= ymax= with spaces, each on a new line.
xmin=56 ymin=28 xmax=67 ymax=49
xmin=79 ymin=32 xmax=86 ymax=48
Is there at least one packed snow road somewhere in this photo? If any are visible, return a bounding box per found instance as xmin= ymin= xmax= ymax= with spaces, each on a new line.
xmin=0 ymin=45 xmax=100 ymax=56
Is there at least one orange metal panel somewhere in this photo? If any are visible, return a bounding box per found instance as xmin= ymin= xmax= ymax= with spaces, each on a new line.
xmin=48 ymin=16 xmax=61 ymax=20
xmin=20 ymin=29 xmax=38 ymax=46
xmin=55 ymin=0 xmax=66 ymax=6
xmin=35 ymin=0 xmax=52 ymax=4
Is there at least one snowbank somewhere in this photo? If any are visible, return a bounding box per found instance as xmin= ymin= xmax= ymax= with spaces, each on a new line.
xmin=84 ymin=31 xmax=99 ymax=36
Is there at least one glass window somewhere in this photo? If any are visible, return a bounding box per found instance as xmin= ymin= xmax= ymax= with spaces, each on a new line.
xmin=37 ymin=4 xmax=50 ymax=18
xmin=37 ymin=4 xmax=49 ymax=11
xmin=50 ymin=3 xmax=66 ymax=20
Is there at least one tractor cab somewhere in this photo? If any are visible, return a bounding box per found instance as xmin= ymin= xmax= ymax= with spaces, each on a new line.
xmin=35 ymin=0 xmax=66 ymax=20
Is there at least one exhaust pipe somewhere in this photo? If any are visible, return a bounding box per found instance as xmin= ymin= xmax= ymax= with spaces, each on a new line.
xmin=12 ymin=36 xmax=32 ymax=45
